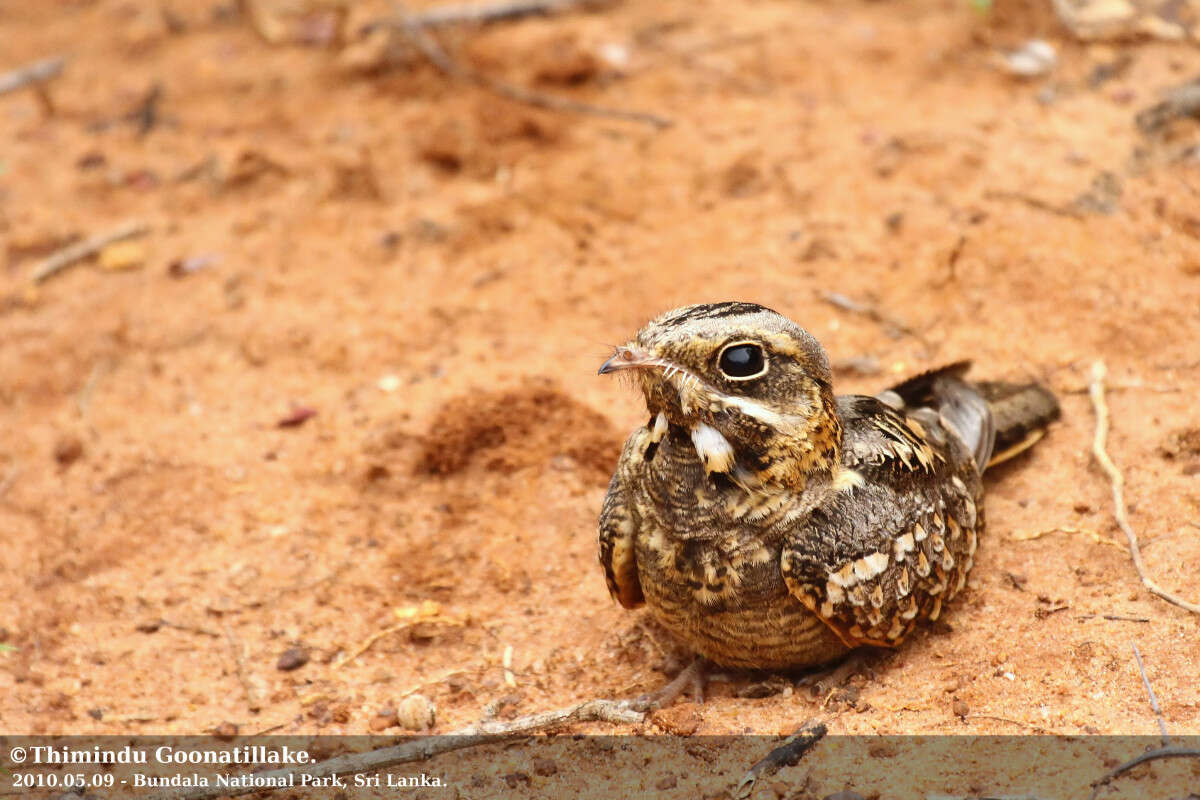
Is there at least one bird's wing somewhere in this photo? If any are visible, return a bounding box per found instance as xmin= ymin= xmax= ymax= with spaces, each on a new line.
xmin=879 ymin=364 xmax=997 ymax=471
xmin=780 ymin=395 xmax=983 ymax=648
xmin=598 ymin=429 xmax=649 ymax=609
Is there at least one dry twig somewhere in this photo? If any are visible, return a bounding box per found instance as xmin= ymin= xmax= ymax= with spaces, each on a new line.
xmin=832 ymin=355 xmax=882 ymax=377
xmin=928 ymin=795 xmax=1055 ymax=800
xmin=397 ymin=667 xmax=470 ymax=700
xmin=1089 ymin=361 xmax=1200 ymax=614
xmin=126 ymin=82 xmax=164 ymax=136
xmin=0 ymin=56 xmax=66 ymax=95
xmin=1011 ymin=526 xmax=1123 ymax=550
xmin=365 ymin=0 xmax=602 ymax=32
xmin=161 ymin=619 xmax=221 ymax=638
xmin=31 ymin=221 xmax=150 ymax=284
xmin=76 ymin=359 xmax=112 ymax=422
xmin=983 ymin=189 xmax=1083 ymax=219
xmin=1131 ymin=643 xmax=1168 ymax=744
xmin=223 ymin=624 xmax=262 ymax=713
xmin=945 ymin=233 xmax=966 ymax=281
xmin=816 ymin=290 xmax=923 ymax=342
xmin=1075 ymin=613 xmax=1149 ymax=623
xmin=334 ymin=604 xmax=464 ymax=669
xmin=734 ymin=721 xmax=827 ymax=799
xmin=394 ymin=1 xmax=671 ymax=128
xmin=963 ymin=714 xmax=1042 ymax=731
xmin=1087 ymin=644 xmax=1200 ymax=799
xmin=1088 ymin=746 xmax=1200 ymax=800
xmin=0 ymin=465 xmax=20 ymax=500
xmin=143 ymin=698 xmax=644 ymax=800
xmin=502 ymin=643 xmax=517 ymax=687
xmin=1136 ymin=79 xmax=1200 ymax=135
xmin=1063 ymin=382 xmax=1179 ymax=395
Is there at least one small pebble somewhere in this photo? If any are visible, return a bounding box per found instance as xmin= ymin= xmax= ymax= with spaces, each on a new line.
xmin=651 ymin=703 xmax=702 ymax=735
xmin=135 ymin=619 xmax=162 ymax=634
xmin=168 ymin=254 xmax=218 ymax=278
xmin=953 ymin=699 xmax=970 ymax=718
xmin=1001 ymin=39 xmax=1057 ymax=77
xmin=364 ymin=463 xmax=389 ymax=482
xmin=276 ymin=646 xmax=309 ymax=671
xmin=54 ymin=436 xmax=84 ymax=467
xmin=277 ymin=406 xmax=317 ymax=428
xmin=369 ymin=709 xmax=398 ymax=732
xmin=549 ymin=454 xmax=576 ymax=472
xmin=213 ymin=721 xmax=238 ymax=740
xmin=656 ymin=776 xmax=678 ymax=790
xmin=598 ymin=42 xmax=630 ymax=70
xmin=532 ymin=758 xmax=557 ymax=777
xmin=77 ymin=151 xmax=107 ymax=170
xmin=396 ymin=693 xmax=436 ymax=730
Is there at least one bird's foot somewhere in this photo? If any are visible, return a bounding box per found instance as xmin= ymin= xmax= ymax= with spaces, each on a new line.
xmin=795 ymin=652 xmax=876 ymax=703
xmin=632 ymin=657 xmax=708 ymax=711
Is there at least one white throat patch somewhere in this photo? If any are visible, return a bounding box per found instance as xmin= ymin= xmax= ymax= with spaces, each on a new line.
xmin=690 ymin=423 xmax=736 ymax=474
xmin=650 ymin=411 xmax=669 ymax=442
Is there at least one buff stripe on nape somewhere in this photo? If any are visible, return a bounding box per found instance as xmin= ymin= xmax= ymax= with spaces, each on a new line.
xmin=658 ymin=302 xmax=779 ymax=326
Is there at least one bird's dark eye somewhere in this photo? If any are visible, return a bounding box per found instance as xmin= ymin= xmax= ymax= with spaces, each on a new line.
xmin=717 ymin=342 xmax=767 ymax=380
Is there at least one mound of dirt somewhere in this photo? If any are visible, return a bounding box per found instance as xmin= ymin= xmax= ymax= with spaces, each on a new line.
xmin=416 ymin=378 xmax=621 ymax=482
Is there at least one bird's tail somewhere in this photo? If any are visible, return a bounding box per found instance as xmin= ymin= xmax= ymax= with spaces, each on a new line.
xmin=884 ymin=361 xmax=1060 ymax=473
xmin=973 ymin=379 xmax=1061 ymax=469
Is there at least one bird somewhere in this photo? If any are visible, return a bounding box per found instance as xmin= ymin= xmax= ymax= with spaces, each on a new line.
xmin=597 ymin=301 xmax=1059 ymax=676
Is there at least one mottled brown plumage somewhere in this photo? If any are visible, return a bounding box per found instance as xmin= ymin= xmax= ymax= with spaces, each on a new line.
xmin=598 ymin=302 xmax=1059 ymax=670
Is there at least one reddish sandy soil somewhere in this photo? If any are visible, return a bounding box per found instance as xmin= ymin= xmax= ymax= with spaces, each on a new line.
xmin=2 ymin=0 xmax=1199 ymax=755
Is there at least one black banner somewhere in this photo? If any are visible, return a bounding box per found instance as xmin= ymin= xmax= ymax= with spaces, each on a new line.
xmin=2 ymin=735 xmax=1197 ymax=799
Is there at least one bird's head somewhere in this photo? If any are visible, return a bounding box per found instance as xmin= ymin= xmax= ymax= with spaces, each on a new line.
xmin=600 ymin=302 xmax=843 ymax=490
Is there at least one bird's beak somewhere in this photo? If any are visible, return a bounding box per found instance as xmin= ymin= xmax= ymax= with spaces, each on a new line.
xmin=598 ymin=345 xmax=660 ymax=375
